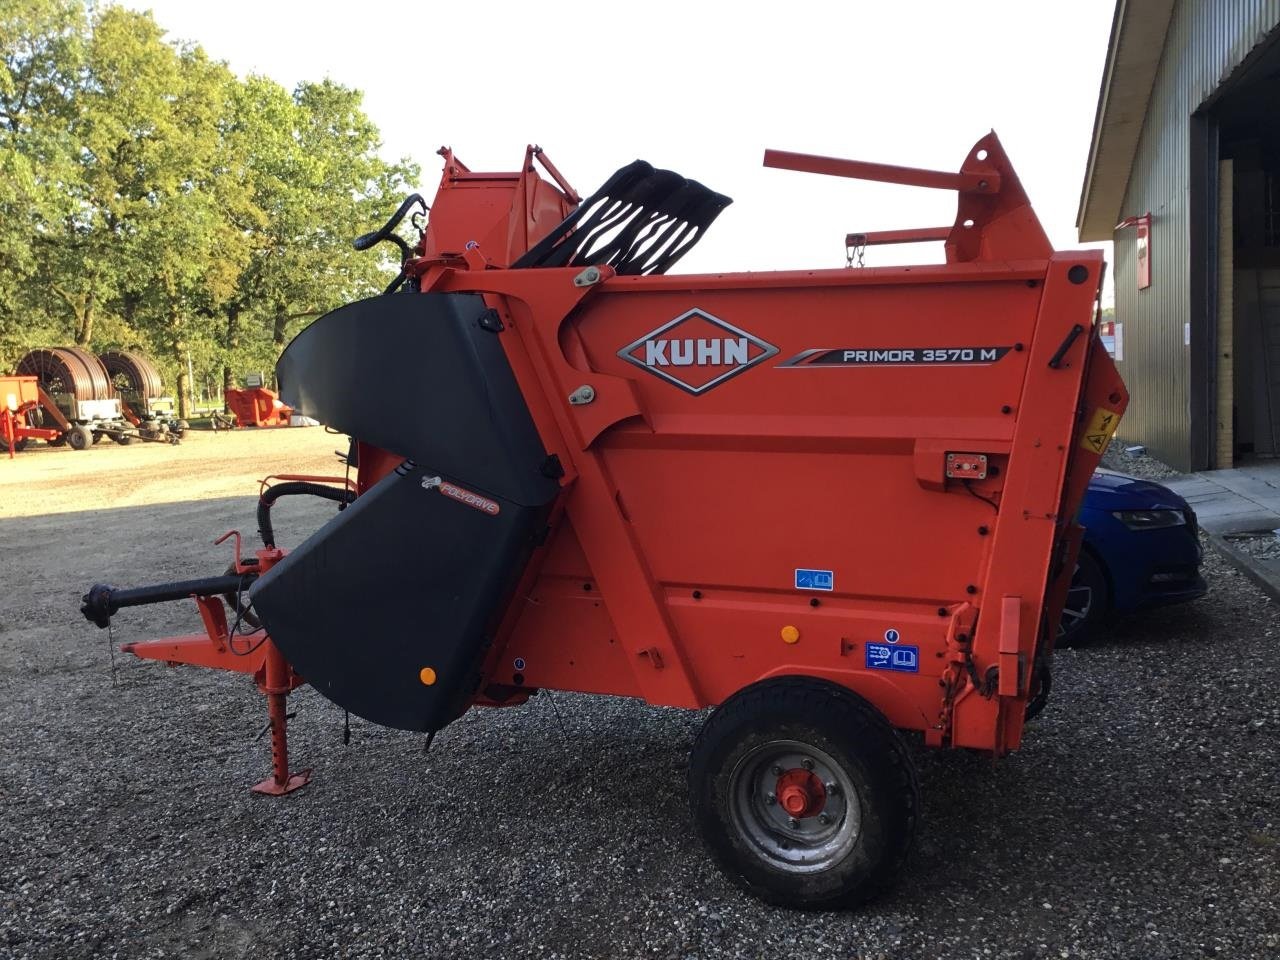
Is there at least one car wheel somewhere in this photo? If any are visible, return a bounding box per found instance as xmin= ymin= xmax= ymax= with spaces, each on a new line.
xmin=1058 ymin=549 xmax=1108 ymax=646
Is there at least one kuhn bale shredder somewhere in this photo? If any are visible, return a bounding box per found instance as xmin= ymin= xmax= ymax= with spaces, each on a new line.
xmin=82 ymin=134 xmax=1126 ymax=908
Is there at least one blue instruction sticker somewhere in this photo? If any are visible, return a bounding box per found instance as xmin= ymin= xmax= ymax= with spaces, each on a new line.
xmin=866 ymin=643 xmax=920 ymax=673
xmin=794 ymin=568 xmax=834 ymax=591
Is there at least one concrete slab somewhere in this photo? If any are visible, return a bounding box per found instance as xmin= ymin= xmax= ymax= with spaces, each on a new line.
xmin=1212 ymin=477 xmax=1280 ymax=501
xmin=1207 ymin=513 xmax=1280 ymax=536
xmin=1166 ymin=463 xmax=1280 ymax=535
xmin=1232 ymin=463 xmax=1280 ymax=483
xmin=1165 ymin=478 xmax=1225 ymax=495
xmin=1161 ymin=460 xmax=1280 ymax=601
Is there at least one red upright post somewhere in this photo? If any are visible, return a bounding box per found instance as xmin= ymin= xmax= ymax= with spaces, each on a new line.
xmin=251 ymin=640 xmax=310 ymax=796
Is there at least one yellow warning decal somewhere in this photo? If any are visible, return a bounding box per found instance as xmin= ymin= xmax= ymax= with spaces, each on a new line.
xmin=1080 ymin=406 xmax=1120 ymax=455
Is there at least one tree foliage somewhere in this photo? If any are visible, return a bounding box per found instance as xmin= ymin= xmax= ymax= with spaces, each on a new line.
xmin=0 ymin=1 xmax=417 ymax=414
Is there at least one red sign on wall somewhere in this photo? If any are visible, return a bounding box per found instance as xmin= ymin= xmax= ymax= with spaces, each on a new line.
xmin=1135 ymin=218 xmax=1151 ymax=289
xmin=1118 ymin=213 xmax=1152 ymax=291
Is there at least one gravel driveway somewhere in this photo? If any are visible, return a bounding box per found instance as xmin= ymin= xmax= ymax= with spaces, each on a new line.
xmin=1 ymin=440 xmax=1277 ymax=959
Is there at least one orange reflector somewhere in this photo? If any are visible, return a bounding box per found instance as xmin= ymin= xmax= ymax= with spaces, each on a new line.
xmin=419 ymin=666 xmax=437 ymax=686
xmin=780 ymin=625 xmax=800 ymax=644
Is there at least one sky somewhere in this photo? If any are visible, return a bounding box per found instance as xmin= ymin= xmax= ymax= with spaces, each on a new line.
xmin=126 ymin=0 xmax=1117 ymax=298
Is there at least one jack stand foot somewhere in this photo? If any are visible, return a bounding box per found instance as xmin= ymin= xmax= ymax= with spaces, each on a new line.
xmin=252 ymin=769 xmax=311 ymax=796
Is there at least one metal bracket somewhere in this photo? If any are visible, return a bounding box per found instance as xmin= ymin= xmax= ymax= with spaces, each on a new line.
xmin=573 ymin=266 xmax=603 ymax=287
xmin=1048 ymin=324 xmax=1084 ymax=369
xmin=477 ymin=308 xmax=505 ymax=332
xmin=568 ymin=385 xmax=596 ymax=406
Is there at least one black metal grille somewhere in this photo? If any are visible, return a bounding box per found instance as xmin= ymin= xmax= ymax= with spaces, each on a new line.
xmin=512 ymin=160 xmax=731 ymax=276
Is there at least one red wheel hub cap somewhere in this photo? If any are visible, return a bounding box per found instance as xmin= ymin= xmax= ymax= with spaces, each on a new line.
xmin=774 ymin=768 xmax=826 ymax=818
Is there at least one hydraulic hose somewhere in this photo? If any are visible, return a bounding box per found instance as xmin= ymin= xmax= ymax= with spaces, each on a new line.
xmin=258 ymin=481 xmax=357 ymax=549
xmin=352 ymin=193 xmax=425 ymax=255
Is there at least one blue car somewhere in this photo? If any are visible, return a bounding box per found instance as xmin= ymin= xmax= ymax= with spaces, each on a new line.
xmin=1060 ymin=469 xmax=1207 ymax=643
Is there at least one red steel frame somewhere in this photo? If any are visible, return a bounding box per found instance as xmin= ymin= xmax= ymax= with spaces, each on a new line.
xmin=118 ymin=134 xmax=1127 ymax=789
xmin=1 ymin=376 xmax=63 ymax=457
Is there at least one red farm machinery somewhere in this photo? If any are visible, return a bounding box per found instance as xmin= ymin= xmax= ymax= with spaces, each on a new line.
xmin=3 ymin=348 xmax=183 ymax=454
xmin=7 ymin=347 xmax=133 ymax=450
xmin=223 ymin=383 xmax=293 ymax=428
xmin=81 ymin=135 xmax=1127 ymax=908
xmin=1 ymin=375 xmax=62 ymax=457
xmin=99 ymin=350 xmax=187 ymax=441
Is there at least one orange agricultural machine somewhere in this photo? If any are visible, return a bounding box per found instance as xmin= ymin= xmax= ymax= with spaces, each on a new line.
xmin=82 ymin=135 xmax=1126 ymax=908
xmin=1 ymin=375 xmax=62 ymax=457
xmin=224 ymin=385 xmax=293 ymax=427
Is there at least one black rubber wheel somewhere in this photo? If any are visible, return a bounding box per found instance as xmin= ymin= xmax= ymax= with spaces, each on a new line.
xmin=0 ymin=435 xmax=29 ymax=452
xmin=689 ymin=677 xmax=919 ymax=909
xmin=67 ymin=425 xmax=92 ymax=450
xmin=114 ymin=432 xmax=132 ymax=445
xmin=1057 ymin=549 xmax=1108 ymax=646
xmin=91 ymin=430 xmax=103 ymax=444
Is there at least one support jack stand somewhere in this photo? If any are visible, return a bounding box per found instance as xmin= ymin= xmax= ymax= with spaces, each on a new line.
xmin=252 ymin=638 xmax=311 ymax=796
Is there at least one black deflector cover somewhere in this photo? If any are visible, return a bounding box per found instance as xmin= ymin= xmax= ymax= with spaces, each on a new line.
xmin=251 ymin=460 xmax=546 ymax=731
xmin=253 ymin=292 xmax=559 ymax=731
xmin=274 ymin=292 xmax=559 ymax=507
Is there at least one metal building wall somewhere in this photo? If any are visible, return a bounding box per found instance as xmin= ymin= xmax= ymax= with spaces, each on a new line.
xmin=1113 ymin=0 xmax=1280 ymax=471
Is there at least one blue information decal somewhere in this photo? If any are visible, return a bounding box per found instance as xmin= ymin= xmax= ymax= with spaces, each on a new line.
xmin=865 ymin=643 xmax=920 ymax=673
xmin=795 ymin=568 xmax=834 ymax=591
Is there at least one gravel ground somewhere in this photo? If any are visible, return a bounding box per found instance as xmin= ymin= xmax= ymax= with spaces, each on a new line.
xmin=1101 ymin=446 xmax=1184 ymax=483
xmin=1224 ymin=532 xmax=1280 ymax=562
xmin=1 ymin=439 xmax=1278 ymax=959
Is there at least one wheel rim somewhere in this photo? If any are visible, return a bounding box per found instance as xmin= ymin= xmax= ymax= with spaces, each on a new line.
xmin=727 ymin=739 xmax=860 ymax=874
xmin=1058 ymin=564 xmax=1092 ymax=639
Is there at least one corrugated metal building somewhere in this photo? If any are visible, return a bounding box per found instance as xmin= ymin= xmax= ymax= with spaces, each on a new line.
xmin=1078 ymin=0 xmax=1280 ymax=471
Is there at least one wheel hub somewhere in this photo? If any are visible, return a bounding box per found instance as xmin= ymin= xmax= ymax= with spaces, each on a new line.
xmin=775 ymin=768 xmax=826 ymax=818
xmin=727 ymin=739 xmax=861 ymax=873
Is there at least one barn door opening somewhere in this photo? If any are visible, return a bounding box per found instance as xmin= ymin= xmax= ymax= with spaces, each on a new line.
xmin=1215 ymin=31 xmax=1280 ymax=462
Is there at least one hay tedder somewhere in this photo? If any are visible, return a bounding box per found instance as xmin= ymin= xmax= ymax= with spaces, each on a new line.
xmin=81 ymin=133 xmax=1126 ymax=907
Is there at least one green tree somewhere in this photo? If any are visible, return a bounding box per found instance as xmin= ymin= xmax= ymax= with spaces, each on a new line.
xmin=0 ymin=0 xmax=85 ymax=354
xmin=217 ymin=77 xmax=416 ymax=398
xmin=0 ymin=0 xmax=417 ymax=416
